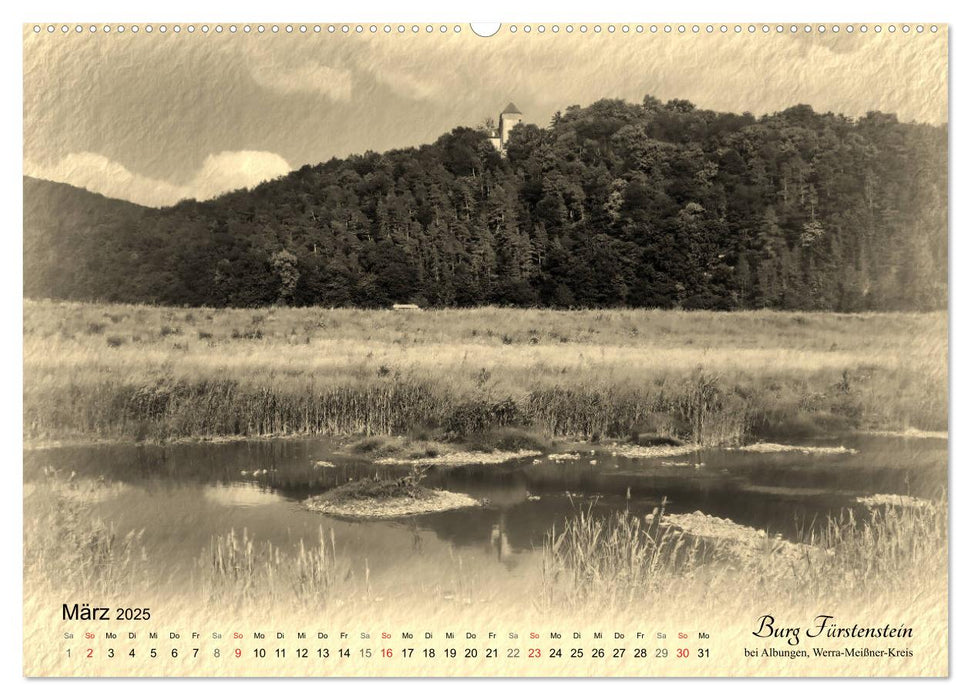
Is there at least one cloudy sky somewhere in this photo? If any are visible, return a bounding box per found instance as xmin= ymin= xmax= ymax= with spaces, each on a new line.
xmin=23 ymin=26 xmax=947 ymax=207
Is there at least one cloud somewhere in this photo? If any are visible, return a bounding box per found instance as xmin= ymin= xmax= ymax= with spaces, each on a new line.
xmin=24 ymin=152 xmax=183 ymax=207
xmin=24 ymin=151 xmax=292 ymax=207
xmin=250 ymin=58 xmax=353 ymax=101
xmin=370 ymin=65 xmax=445 ymax=101
xmin=192 ymin=151 xmax=293 ymax=201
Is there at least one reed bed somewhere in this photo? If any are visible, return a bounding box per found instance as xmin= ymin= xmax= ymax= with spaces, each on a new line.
xmin=24 ymin=299 xmax=947 ymax=445
xmin=24 ymin=474 xmax=946 ymax=620
xmin=796 ymin=495 xmax=948 ymax=600
xmin=542 ymin=496 xmax=948 ymax=614
xmin=23 ymin=469 xmax=146 ymax=595
xmin=205 ymin=526 xmax=344 ymax=604
xmin=24 ymin=473 xmax=350 ymax=609
xmin=542 ymin=500 xmax=701 ymax=610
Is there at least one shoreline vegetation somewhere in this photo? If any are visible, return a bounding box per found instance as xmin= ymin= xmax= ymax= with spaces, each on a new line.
xmin=24 ymin=300 xmax=946 ymax=451
xmin=305 ymin=490 xmax=480 ymax=518
xmin=24 ymin=472 xmax=947 ymax=618
xmin=541 ymin=496 xmax=946 ymax=614
xmin=304 ymin=464 xmax=481 ymax=518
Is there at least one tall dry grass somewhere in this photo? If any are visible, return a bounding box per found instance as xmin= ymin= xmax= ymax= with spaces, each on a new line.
xmin=23 ymin=471 xmax=348 ymax=608
xmin=542 ymin=497 xmax=948 ymax=615
xmin=796 ymin=496 xmax=949 ymax=600
xmin=541 ymin=500 xmax=700 ymax=610
xmin=205 ymin=526 xmax=344 ymax=604
xmin=23 ymin=299 xmax=947 ymax=445
xmin=23 ymin=469 xmax=146 ymax=595
xmin=23 ymin=475 xmax=946 ymax=625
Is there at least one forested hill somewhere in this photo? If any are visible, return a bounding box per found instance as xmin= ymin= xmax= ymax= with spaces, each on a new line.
xmin=24 ymin=97 xmax=947 ymax=311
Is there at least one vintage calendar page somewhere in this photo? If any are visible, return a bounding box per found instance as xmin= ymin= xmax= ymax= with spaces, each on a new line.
xmin=20 ymin=16 xmax=949 ymax=678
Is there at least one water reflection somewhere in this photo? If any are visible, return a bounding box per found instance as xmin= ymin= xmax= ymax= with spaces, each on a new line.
xmin=202 ymin=482 xmax=284 ymax=507
xmin=24 ymin=434 xmax=947 ymax=593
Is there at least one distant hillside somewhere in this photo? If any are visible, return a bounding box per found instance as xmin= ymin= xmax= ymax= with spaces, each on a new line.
xmin=23 ymin=97 xmax=948 ymax=310
xmin=24 ymin=177 xmax=151 ymax=301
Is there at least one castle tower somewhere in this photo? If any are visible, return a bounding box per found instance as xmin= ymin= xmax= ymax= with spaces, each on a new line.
xmin=498 ymin=102 xmax=522 ymax=151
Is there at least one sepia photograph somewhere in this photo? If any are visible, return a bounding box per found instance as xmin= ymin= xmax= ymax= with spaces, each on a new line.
xmin=21 ymin=21 xmax=948 ymax=677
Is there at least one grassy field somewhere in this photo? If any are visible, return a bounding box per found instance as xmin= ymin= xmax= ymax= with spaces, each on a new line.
xmin=23 ymin=299 xmax=947 ymax=445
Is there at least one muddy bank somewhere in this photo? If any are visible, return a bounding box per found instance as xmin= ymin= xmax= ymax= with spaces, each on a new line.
xmin=646 ymin=509 xmax=819 ymax=564
xmin=305 ymin=490 xmax=479 ymax=518
xmin=859 ymin=429 xmax=948 ymax=440
xmin=608 ymin=443 xmax=702 ymax=459
xmin=375 ymin=450 xmax=541 ymax=467
xmin=736 ymin=442 xmax=857 ymax=455
xmin=856 ymin=494 xmax=934 ymax=508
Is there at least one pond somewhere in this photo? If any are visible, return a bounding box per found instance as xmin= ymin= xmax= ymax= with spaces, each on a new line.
xmin=23 ymin=434 xmax=947 ymax=599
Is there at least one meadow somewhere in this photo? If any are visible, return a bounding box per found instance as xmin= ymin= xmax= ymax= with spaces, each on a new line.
xmin=23 ymin=299 xmax=947 ymax=447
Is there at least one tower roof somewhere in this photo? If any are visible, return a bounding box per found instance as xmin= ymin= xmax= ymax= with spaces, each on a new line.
xmin=501 ymin=102 xmax=522 ymax=115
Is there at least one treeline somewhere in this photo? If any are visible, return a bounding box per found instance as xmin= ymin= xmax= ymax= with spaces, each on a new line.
xmin=24 ymin=97 xmax=947 ymax=310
